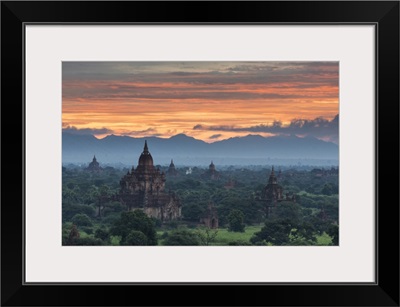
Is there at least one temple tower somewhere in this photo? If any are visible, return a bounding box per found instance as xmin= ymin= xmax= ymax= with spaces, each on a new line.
xmin=119 ymin=141 xmax=181 ymax=221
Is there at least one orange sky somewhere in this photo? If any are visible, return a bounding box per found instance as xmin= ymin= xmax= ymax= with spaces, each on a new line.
xmin=62 ymin=62 xmax=339 ymax=143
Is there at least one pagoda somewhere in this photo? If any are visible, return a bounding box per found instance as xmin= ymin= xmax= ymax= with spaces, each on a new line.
xmin=119 ymin=141 xmax=181 ymax=221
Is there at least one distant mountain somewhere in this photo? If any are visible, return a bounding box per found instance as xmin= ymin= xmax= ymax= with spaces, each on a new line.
xmin=213 ymin=134 xmax=337 ymax=159
xmin=62 ymin=133 xmax=338 ymax=166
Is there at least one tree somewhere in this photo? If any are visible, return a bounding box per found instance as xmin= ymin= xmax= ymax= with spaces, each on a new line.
xmin=196 ymin=227 xmax=218 ymax=246
xmin=110 ymin=210 xmax=157 ymax=245
xmin=312 ymin=181 xmax=338 ymax=196
xmin=94 ymin=227 xmax=110 ymax=243
xmin=182 ymin=202 xmax=207 ymax=221
xmin=288 ymin=222 xmax=317 ymax=246
xmin=295 ymin=221 xmax=317 ymax=243
xmin=163 ymin=229 xmax=200 ymax=246
xmin=327 ymin=224 xmax=339 ymax=245
xmin=269 ymin=201 xmax=301 ymax=223
xmin=227 ymin=209 xmax=245 ymax=232
xmin=71 ymin=213 xmax=93 ymax=227
xmin=102 ymin=201 xmax=125 ymax=217
xmin=62 ymin=187 xmax=81 ymax=204
xmin=251 ymin=219 xmax=295 ymax=246
xmin=124 ymin=230 xmax=148 ymax=245
xmin=62 ymin=203 xmax=95 ymax=222
xmin=84 ymin=185 xmax=101 ymax=205
xmin=251 ymin=218 xmax=319 ymax=246
xmin=228 ymin=240 xmax=252 ymax=246
xmin=73 ymin=237 xmax=104 ymax=246
xmin=96 ymin=185 xmax=113 ymax=218
xmin=321 ymin=183 xmax=333 ymax=195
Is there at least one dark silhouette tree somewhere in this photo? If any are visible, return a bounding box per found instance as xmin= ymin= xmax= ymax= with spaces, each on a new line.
xmin=196 ymin=227 xmax=218 ymax=246
xmin=327 ymin=224 xmax=339 ymax=245
xmin=71 ymin=213 xmax=93 ymax=227
xmin=163 ymin=229 xmax=200 ymax=246
xmin=125 ymin=230 xmax=148 ymax=246
xmin=111 ymin=210 xmax=157 ymax=245
xmin=251 ymin=218 xmax=294 ymax=245
xmin=228 ymin=209 xmax=245 ymax=232
xmin=94 ymin=227 xmax=110 ymax=243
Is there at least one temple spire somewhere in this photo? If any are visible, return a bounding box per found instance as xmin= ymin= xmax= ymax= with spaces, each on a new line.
xmin=143 ymin=140 xmax=149 ymax=154
xmin=138 ymin=140 xmax=154 ymax=167
xmin=268 ymin=166 xmax=277 ymax=184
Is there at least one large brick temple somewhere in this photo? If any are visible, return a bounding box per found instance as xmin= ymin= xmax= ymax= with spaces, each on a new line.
xmin=119 ymin=141 xmax=181 ymax=221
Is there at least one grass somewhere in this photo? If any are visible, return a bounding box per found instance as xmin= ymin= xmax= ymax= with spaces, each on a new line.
xmin=212 ymin=226 xmax=262 ymax=245
xmin=157 ymin=225 xmax=263 ymax=246
xmin=78 ymin=224 xmax=333 ymax=246
xmin=157 ymin=225 xmax=333 ymax=246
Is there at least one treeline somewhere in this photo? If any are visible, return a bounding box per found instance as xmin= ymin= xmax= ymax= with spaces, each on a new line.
xmin=62 ymin=165 xmax=339 ymax=246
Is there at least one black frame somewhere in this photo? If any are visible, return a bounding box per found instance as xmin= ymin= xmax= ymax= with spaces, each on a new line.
xmin=1 ymin=1 xmax=399 ymax=306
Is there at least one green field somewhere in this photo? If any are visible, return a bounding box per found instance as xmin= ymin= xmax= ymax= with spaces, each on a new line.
xmin=156 ymin=226 xmax=332 ymax=246
xmin=156 ymin=226 xmax=260 ymax=246
xmin=209 ymin=226 xmax=261 ymax=245
xmin=78 ymin=224 xmax=333 ymax=246
xmin=77 ymin=224 xmax=332 ymax=246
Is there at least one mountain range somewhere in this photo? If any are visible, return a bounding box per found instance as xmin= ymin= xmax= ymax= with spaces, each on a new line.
xmin=62 ymin=133 xmax=338 ymax=166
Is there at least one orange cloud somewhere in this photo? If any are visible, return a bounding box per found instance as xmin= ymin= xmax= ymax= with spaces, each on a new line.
xmin=62 ymin=61 xmax=338 ymax=142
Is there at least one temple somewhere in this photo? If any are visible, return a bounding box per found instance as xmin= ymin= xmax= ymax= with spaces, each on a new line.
xmin=202 ymin=161 xmax=220 ymax=180
xmin=199 ymin=202 xmax=219 ymax=229
xmin=262 ymin=166 xmax=295 ymax=216
xmin=119 ymin=141 xmax=181 ymax=221
xmin=85 ymin=155 xmax=102 ymax=172
xmin=166 ymin=159 xmax=178 ymax=177
xmin=263 ymin=166 xmax=283 ymax=206
xmin=224 ymin=177 xmax=236 ymax=190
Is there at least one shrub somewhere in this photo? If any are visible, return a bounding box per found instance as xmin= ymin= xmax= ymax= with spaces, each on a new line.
xmin=71 ymin=213 xmax=93 ymax=227
xmin=228 ymin=240 xmax=252 ymax=246
xmin=163 ymin=229 xmax=200 ymax=246
xmin=94 ymin=227 xmax=110 ymax=242
xmin=73 ymin=237 xmax=104 ymax=246
xmin=124 ymin=230 xmax=148 ymax=246
xmin=111 ymin=210 xmax=157 ymax=245
xmin=228 ymin=209 xmax=245 ymax=232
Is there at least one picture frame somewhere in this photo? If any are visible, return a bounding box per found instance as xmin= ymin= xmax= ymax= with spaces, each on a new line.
xmin=1 ymin=1 xmax=399 ymax=306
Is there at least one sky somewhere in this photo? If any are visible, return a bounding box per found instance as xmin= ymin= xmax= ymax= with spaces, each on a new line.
xmin=62 ymin=61 xmax=339 ymax=143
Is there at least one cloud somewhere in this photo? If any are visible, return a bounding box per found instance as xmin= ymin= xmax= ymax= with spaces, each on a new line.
xmin=125 ymin=128 xmax=163 ymax=137
xmin=193 ymin=114 xmax=339 ymax=143
xmin=63 ymin=125 xmax=114 ymax=135
xmin=62 ymin=61 xmax=339 ymax=101
xmin=63 ymin=80 xmax=330 ymax=101
xmin=193 ymin=124 xmax=204 ymax=130
xmin=209 ymin=134 xmax=222 ymax=139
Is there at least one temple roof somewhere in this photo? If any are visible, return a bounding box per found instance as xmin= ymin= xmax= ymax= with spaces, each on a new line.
xmin=138 ymin=140 xmax=154 ymax=168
